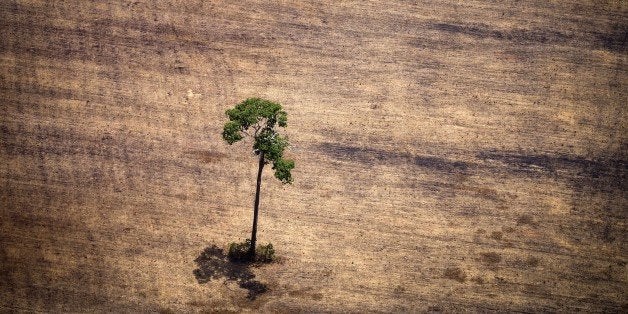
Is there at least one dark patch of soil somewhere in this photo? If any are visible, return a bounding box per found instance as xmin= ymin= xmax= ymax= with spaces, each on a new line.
xmin=489 ymin=231 xmax=503 ymax=240
xmin=443 ymin=267 xmax=467 ymax=283
xmin=429 ymin=22 xmax=572 ymax=45
xmin=480 ymin=252 xmax=502 ymax=265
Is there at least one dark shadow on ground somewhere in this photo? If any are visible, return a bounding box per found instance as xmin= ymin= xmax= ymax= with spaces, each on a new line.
xmin=193 ymin=245 xmax=267 ymax=300
xmin=317 ymin=142 xmax=470 ymax=173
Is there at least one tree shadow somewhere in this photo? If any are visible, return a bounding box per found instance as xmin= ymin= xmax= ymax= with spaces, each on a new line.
xmin=193 ymin=245 xmax=267 ymax=300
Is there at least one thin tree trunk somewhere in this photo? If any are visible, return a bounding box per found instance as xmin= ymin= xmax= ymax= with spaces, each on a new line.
xmin=249 ymin=152 xmax=264 ymax=260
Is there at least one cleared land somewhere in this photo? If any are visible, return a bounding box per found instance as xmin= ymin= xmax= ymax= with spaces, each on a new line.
xmin=1 ymin=0 xmax=626 ymax=312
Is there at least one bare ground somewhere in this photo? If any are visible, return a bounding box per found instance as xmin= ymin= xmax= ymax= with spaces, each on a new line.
xmin=1 ymin=0 xmax=626 ymax=312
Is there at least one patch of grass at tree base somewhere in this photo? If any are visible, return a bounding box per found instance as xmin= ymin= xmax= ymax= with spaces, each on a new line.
xmin=228 ymin=239 xmax=276 ymax=263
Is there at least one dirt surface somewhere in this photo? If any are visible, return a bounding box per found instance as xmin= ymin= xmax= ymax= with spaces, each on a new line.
xmin=1 ymin=0 xmax=627 ymax=312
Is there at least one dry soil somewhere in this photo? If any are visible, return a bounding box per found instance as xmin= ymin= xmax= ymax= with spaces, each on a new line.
xmin=1 ymin=0 xmax=627 ymax=312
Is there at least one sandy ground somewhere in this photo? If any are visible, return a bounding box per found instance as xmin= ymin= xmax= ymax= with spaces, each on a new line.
xmin=1 ymin=0 xmax=626 ymax=312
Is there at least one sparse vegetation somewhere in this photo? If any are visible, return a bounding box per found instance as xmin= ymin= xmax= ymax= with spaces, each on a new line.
xmin=228 ymin=240 xmax=252 ymax=262
xmin=228 ymin=239 xmax=276 ymax=263
xmin=255 ymin=243 xmax=276 ymax=263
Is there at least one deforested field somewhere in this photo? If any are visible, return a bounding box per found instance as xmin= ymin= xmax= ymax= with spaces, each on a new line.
xmin=1 ymin=0 xmax=626 ymax=312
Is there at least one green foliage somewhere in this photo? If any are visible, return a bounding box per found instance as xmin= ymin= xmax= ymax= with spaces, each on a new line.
xmin=222 ymin=97 xmax=295 ymax=184
xmin=222 ymin=121 xmax=243 ymax=144
xmin=273 ymin=158 xmax=295 ymax=183
xmin=227 ymin=239 xmax=275 ymax=263
xmin=225 ymin=98 xmax=284 ymax=130
xmin=255 ymin=243 xmax=275 ymax=263
xmin=253 ymin=129 xmax=288 ymax=162
xmin=228 ymin=239 xmax=251 ymax=262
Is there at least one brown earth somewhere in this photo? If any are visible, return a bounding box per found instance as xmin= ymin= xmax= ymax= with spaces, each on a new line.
xmin=1 ymin=0 xmax=627 ymax=312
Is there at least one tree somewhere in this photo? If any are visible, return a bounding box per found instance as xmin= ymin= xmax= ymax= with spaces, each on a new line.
xmin=222 ymin=97 xmax=295 ymax=260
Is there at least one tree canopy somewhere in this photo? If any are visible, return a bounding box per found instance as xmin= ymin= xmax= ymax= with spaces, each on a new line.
xmin=222 ymin=97 xmax=294 ymax=184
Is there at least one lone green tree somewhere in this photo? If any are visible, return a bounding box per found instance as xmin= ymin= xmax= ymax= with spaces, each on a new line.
xmin=222 ymin=97 xmax=295 ymax=260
